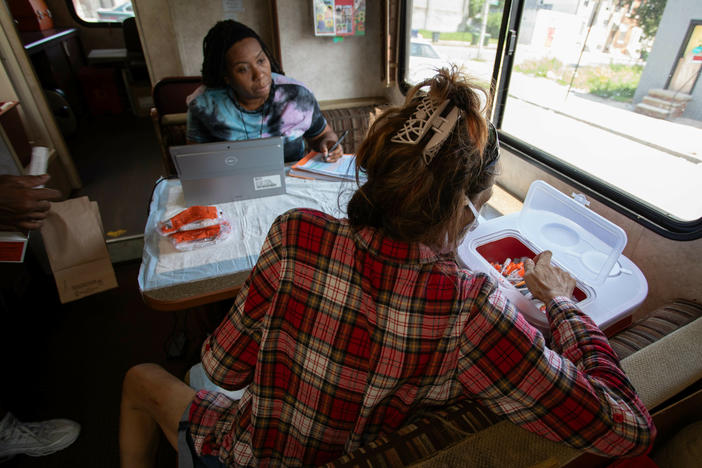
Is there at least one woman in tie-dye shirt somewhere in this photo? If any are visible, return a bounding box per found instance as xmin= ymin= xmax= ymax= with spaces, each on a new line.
xmin=187 ymin=20 xmax=344 ymax=163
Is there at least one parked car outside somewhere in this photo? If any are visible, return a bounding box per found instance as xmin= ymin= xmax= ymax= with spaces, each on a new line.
xmin=408 ymin=41 xmax=447 ymax=83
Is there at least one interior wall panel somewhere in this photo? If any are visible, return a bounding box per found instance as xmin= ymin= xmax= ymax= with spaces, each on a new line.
xmin=275 ymin=0 xmax=386 ymax=101
xmin=133 ymin=0 xmax=183 ymax=84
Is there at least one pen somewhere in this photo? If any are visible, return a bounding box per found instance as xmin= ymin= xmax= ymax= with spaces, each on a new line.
xmin=324 ymin=130 xmax=349 ymax=161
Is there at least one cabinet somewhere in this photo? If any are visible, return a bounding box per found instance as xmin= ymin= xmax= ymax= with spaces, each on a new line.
xmin=20 ymin=28 xmax=85 ymax=117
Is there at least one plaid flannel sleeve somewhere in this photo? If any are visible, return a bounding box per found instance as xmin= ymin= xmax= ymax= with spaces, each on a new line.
xmin=457 ymin=274 xmax=655 ymax=457
xmin=200 ymin=215 xmax=285 ymax=390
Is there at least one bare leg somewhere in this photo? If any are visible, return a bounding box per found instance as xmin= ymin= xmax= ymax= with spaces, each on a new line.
xmin=119 ymin=363 xmax=196 ymax=468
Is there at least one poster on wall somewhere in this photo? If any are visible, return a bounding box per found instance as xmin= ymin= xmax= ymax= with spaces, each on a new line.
xmin=222 ymin=0 xmax=244 ymax=20
xmin=313 ymin=0 xmax=366 ymax=37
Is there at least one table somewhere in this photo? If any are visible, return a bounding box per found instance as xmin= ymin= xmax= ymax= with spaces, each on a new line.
xmin=139 ymin=177 xmax=353 ymax=310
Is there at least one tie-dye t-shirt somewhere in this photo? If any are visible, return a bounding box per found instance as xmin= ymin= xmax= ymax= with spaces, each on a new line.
xmin=186 ymin=73 xmax=327 ymax=162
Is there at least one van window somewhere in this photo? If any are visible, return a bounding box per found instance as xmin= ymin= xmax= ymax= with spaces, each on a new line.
xmin=406 ymin=0 xmax=504 ymax=87
xmin=67 ymin=0 xmax=134 ymax=24
xmin=403 ymin=0 xmax=702 ymax=238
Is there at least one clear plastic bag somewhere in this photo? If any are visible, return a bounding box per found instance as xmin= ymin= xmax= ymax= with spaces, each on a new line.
xmin=158 ymin=206 xmax=223 ymax=236
xmin=158 ymin=206 xmax=232 ymax=250
xmin=167 ymin=221 xmax=232 ymax=251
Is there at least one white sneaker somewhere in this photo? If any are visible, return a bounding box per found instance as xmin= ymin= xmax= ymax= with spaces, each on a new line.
xmin=0 ymin=412 xmax=80 ymax=459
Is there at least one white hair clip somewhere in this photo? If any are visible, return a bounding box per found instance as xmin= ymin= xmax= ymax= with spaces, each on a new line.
xmin=390 ymin=94 xmax=461 ymax=166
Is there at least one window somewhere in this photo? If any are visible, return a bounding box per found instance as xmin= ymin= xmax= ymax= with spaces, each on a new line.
xmin=405 ymin=0 xmax=504 ymax=89
xmin=68 ymin=0 xmax=134 ymax=24
xmin=402 ymin=0 xmax=702 ymax=238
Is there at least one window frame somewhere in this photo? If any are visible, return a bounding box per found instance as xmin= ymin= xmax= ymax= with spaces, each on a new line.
xmin=398 ymin=0 xmax=702 ymax=241
xmin=64 ymin=0 xmax=131 ymax=28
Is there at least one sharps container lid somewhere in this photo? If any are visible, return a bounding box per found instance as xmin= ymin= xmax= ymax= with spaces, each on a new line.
xmin=518 ymin=180 xmax=627 ymax=286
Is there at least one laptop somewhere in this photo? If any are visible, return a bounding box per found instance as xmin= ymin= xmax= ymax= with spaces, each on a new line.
xmin=170 ymin=137 xmax=286 ymax=206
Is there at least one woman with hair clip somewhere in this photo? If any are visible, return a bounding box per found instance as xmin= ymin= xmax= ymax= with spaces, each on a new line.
xmin=187 ymin=20 xmax=343 ymax=163
xmin=120 ymin=68 xmax=654 ymax=467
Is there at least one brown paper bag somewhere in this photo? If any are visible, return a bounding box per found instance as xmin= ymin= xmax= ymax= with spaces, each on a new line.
xmin=40 ymin=196 xmax=117 ymax=303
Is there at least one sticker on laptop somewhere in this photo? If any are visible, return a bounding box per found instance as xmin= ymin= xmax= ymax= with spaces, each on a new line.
xmin=253 ymin=175 xmax=282 ymax=191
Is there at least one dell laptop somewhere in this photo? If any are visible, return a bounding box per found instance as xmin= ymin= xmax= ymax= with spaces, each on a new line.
xmin=170 ymin=136 xmax=286 ymax=206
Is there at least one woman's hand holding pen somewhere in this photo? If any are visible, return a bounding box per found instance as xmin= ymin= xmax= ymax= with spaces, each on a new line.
xmin=310 ymin=125 xmax=347 ymax=162
xmin=322 ymin=129 xmax=348 ymax=163
xmin=323 ymin=143 xmax=343 ymax=163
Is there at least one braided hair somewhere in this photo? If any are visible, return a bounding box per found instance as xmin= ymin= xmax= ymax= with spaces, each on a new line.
xmin=201 ymin=20 xmax=283 ymax=88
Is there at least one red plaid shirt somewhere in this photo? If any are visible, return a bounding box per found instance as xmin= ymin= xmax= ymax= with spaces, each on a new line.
xmin=188 ymin=209 xmax=654 ymax=466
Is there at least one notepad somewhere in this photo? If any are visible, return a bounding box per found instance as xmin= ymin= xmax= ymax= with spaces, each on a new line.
xmin=289 ymin=151 xmax=366 ymax=182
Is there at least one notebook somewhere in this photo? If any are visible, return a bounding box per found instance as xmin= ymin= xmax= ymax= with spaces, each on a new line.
xmin=170 ymin=137 xmax=286 ymax=206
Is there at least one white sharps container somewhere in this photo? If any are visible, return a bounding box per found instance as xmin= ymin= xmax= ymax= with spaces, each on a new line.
xmin=457 ymin=180 xmax=647 ymax=335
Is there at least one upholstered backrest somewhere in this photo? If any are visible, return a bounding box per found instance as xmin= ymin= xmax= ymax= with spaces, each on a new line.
xmin=609 ymin=299 xmax=702 ymax=361
xmin=152 ymin=76 xmax=202 ymax=116
xmin=321 ymin=399 xmax=503 ymax=468
xmin=320 ymin=105 xmax=387 ymax=156
xmin=150 ymin=76 xmax=202 ymax=175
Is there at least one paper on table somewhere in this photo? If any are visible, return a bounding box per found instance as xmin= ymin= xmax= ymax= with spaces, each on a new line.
xmin=140 ymin=177 xmax=353 ymax=292
xmin=290 ymin=152 xmax=365 ymax=182
xmin=151 ymin=179 xmax=347 ymax=275
xmin=288 ymin=168 xmax=344 ymax=182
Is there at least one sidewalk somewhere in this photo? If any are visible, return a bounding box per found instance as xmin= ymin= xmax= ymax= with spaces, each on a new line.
xmin=506 ymin=75 xmax=702 ymax=163
xmin=432 ymin=41 xmax=702 ymax=163
xmin=500 ymin=74 xmax=702 ymax=220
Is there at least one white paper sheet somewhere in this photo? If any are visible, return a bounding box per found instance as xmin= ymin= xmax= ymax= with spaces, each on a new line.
xmin=139 ymin=177 xmax=354 ymax=292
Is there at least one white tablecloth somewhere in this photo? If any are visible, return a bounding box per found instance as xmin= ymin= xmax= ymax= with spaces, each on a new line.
xmin=138 ymin=177 xmax=354 ymax=293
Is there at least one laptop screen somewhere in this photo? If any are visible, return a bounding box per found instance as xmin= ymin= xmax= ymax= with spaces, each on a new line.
xmin=170 ymin=137 xmax=286 ymax=206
